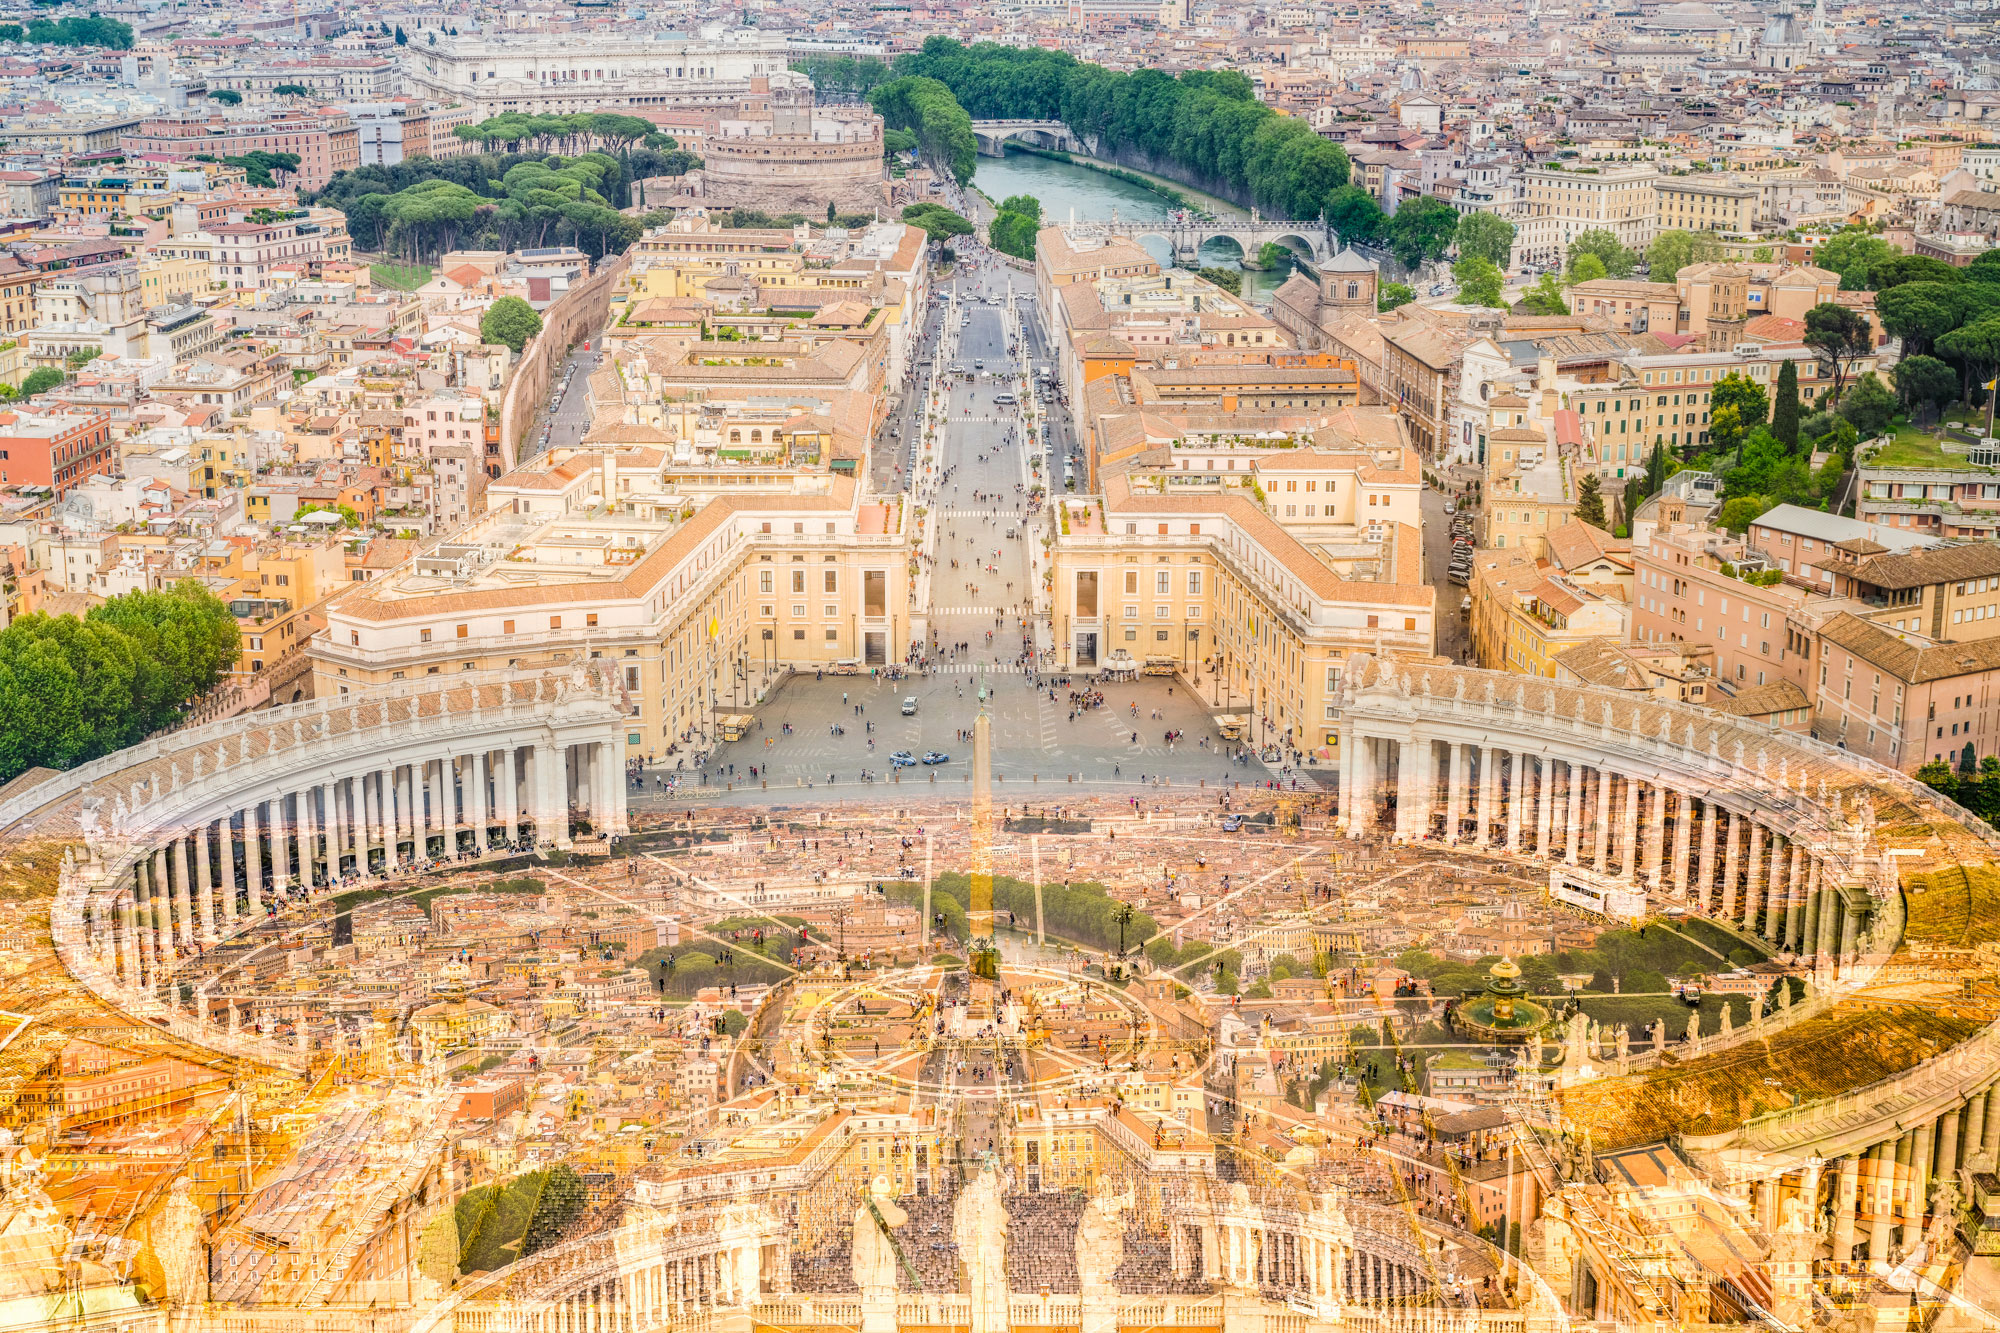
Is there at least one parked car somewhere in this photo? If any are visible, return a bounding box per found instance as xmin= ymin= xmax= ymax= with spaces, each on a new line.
xmin=890 ymin=751 xmax=917 ymax=767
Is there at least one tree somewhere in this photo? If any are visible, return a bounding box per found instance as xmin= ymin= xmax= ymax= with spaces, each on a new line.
xmin=519 ymin=1164 xmax=586 ymax=1258
xmin=1323 ymin=185 xmax=1385 ymax=245
xmin=1645 ymin=228 xmax=1721 ymax=282
xmin=1894 ymin=355 xmax=1959 ymax=423
xmin=1870 ymin=253 xmax=1964 ymax=291
xmin=1707 ymin=404 xmax=1745 ymax=462
xmin=1196 ymin=266 xmax=1243 ymax=296
xmin=20 ymin=366 xmax=64 ymax=398
xmin=209 ymin=88 xmax=242 ymax=106
xmin=987 ymin=195 xmax=1041 ymax=261
xmin=826 ymin=200 xmax=837 ymax=224
xmin=272 ymin=83 xmax=311 ymax=98
xmin=1938 ymin=316 xmax=2000 ymax=408
xmin=1771 ymin=359 xmax=1800 ymax=448
xmin=1376 ymin=282 xmax=1415 ymax=312
xmin=1453 ymin=254 xmax=1506 ymax=308
xmin=1717 ymin=495 xmax=1769 ymax=532
xmin=1568 ymin=228 xmax=1636 ymax=279
xmin=1816 ymin=229 xmax=1895 ymax=291
xmin=1383 ymin=197 xmax=1458 ymax=270
xmin=1566 ymin=251 xmax=1607 ymax=286
xmin=1711 ymin=372 xmax=1769 ymax=433
xmin=1454 ymin=211 xmax=1516 ymax=267
xmin=1575 ymin=473 xmax=1605 ymax=529
xmin=1803 ymin=302 xmax=1873 ymax=404
xmin=1839 ymin=371 xmax=1896 ymax=437
xmin=900 ymin=203 xmax=973 ymax=241
xmin=480 ymin=296 xmax=543 ymax=354
xmin=1876 ymin=280 xmax=1970 ymax=359
xmin=1518 ymin=270 xmax=1569 ymax=315
xmin=393 ymin=24 xmax=407 ymax=44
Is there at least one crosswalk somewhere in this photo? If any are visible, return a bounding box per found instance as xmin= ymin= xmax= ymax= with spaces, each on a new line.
xmin=923 ymin=662 xmax=1025 ymax=675
xmin=939 ymin=509 xmax=1028 ymax=520
xmin=929 ymin=606 xmax=1000 ymax=616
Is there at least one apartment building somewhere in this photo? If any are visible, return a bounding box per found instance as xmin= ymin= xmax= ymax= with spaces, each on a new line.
xmin=0 ymin=408 xmax=114 ymax=495
xmin=1630 ymin=524 xmax=1814 ymax=697
xmin=1812 ymin=539 xmax=2000 ymax=642
xmin=1517 ymin=163 xmax=1659 ymax=268
xmin=313 ymin=453 xmax=910 ymax=754
xmin=121 ymin=110 xmax=361 ymax=192
xmin=1812 ymin=612 xmax=2000 ymax=772
xmin=1652 ymin=175 xmax=1759 ymax=235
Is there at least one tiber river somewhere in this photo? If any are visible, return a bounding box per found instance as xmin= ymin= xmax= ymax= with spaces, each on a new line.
xmin=974 ymin=149 xmax=1299 ymax=305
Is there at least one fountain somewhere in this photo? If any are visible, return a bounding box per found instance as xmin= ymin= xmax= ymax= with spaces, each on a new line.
xmin=1455 ymin=957 xmax=1552 ymax=1045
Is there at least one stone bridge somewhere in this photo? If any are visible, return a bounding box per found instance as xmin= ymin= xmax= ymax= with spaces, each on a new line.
xmin=970 ymin=119 xmax=1086 ymax=157
xmin=1075 ymin=213 xmax=1339 ymax=266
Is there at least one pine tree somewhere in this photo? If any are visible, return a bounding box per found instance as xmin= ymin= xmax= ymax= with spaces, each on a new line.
xmin=1772 ymin=359 xmax=1801 ymax=450
xmin=1575 ymin=473 xmax=1606 ymax=529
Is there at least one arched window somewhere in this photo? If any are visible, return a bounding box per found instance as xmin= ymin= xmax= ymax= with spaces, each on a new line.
xmin=729 ymin=429 xmax=742 ymax=443
xmin=750 ymin=429 xmax=763 ymax=443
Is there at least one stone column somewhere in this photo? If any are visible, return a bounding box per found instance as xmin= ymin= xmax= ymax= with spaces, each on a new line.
xmin=535 ymin=743 xmax=563 ymax=846
xmin=150 ymin=847 xmax=170 ymax=967
xmin=502 ymin=745 xmax=522 ymax=842
xmin=443 ymin=754 xmax=461 ymax=853
xmin=1564 ymin=763 xmax=1584 ymax=863
xmin=1477 ymin=745 xmax=1498 ymax=844
xmin=119 ymin=893 xmax=137 ymax=988
xmin=1697 ymin=803 xmax=1718 ymax=912
xmin=1831 ymin=1153 xmax=1858 ymax=1262
xmin=296 ymin=788 xmax=316 ymax=895
xmin=194 ymin=824 xmax=215 ymax=940
xmin=1669 ymin=792 xmax=1693 ymax=899
xmin=1505 ymin=750 xmax=1524 ymax=851
xmin=1937 ymin=1106 xmax=1962 ymax=1186
xmin=1866 ymin=1141 xmax=1894 ymax=1271
xmin=360 ymin=773 xmax=380 ymax=879
xmin=1593 ymin=767 xmax=1613 ymax=869
xmin=1638 ymin=784 xmax=1665 ymax=887
xmin=1618 ymin=776 xmax=1641 ymax=881
xmin=1444 ymin=743 xmax=1466 ymax=841
xmin=1783 ymin=845 xmax=1806 ymax=950
xmin=270 ymin=793 xmax=290 ymax=899
xmin=1533 ymin=756 xmax=1553 ymax=856
xmin=1720 ymin=812 xmax=1741 ymax=922
xmin=1839 ymin=899 xmax=1860 ymax=965
xmin=1742 ymin=824 xmax=1767 ymax=932
xmin=321 ymin=780 xmax=341 ymax=879
xmin=1395 ymin=739 xmax=1422 ymax=840
xmin=246 ymin=800 xmax=265 ymax=903
xmin=1964 ymin=1088 xmax=1988 ymax=1169
xmin=1765 ymin=836 xmax=1788 ymax=942
xmin=1804 ymin=860 xmax=1823 ymax=960
xmin=1910 ymin=1122 xmax=1933 ymax=1225
xmin=400 ymin=765 xmax=416 ymax=856
xmin=169 ymin=835 xmax=191 ymax=946
xmin=1982 ymin=1085 xmax=2000 ymax=1165
xmin=473 ymin=751 xmax=491 ymax=853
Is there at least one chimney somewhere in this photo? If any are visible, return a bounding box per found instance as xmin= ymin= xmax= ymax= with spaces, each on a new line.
xmin=1537 ymin=356 xmax=1558 ymax=421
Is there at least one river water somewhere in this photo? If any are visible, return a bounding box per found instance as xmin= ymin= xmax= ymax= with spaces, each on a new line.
xmin=973 ymin=149 xmax=1297 ymax=306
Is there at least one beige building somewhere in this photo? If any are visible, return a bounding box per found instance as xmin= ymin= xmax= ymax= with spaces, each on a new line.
xmin=1652 ymin=176 xmax=1760 ymax=235
xmin=1517 ymin=163 xmax=1660 ymax=268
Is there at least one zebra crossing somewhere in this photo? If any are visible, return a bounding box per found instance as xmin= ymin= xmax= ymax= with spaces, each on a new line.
xmin=939 ymin=509 xmax=1028 ymax=519
xmin=929 ymin=606 xmax=1000 ymax=616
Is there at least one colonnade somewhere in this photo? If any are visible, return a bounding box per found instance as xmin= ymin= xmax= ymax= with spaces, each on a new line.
xmin=1339 ymin=732 xmax=1865 ymax=957
xmin=92 ymin=738 xmax=623 ymax=996
xmin=527 ymin=1244 xmax=768 ymax=1333
xmin=1815 ymin=1081 xmax=2000 ymax=1271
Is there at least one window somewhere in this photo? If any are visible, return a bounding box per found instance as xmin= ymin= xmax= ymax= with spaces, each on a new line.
xmin=420 ymin=628 xmax=432 ymax=643
xmin=1125 ymin=570 xmax=1139 ymax=595
xmin=864 ymin=570 xmax=886 ymax=617
xmin=792 ymin=570 xmax=805 ymax=594
xmin=586 ymin=613 xmax=598 ymax=627
xmin=503 ymin=620 xmax=514 ymax=634
xmin=1155 ymin=571 xmax=1170 ymax=594
xmin=455 ymin=624 xmax=468 ymax=639
xmin=824 ymin=570 xmax=838 ymax=593
xmin=550 ymin=616 xmax=561 ymax=630
xmin=760 ymin=571 xmax=772 ymax=593
xmin=1075 ymin=571 xmax=1098 ymax=617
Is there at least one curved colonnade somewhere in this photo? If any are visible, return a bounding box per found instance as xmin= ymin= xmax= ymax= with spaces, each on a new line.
xmin=18 ymin=668 xmax=630 ymax=1071
xmin=10 ymin=654 xmax=2000 ymax=1331
xmin=1337 ymin=656 xmax=2000 ymax=1305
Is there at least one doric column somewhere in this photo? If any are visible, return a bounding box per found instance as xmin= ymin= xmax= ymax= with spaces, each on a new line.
xmin=1830 ymin=1154 xmax=1858 ymax=1263
xmin=194 ymin=824 xmax=215 ymax=939
xmin=295 ymin=788 xmax=316 ymax=896
xmin=1839 ymin=898 xmax=1860 ymax=963
xmin=167 ymin=835 xmax=190 ymax=946
xmin=1743 ymin=824 xmax=1767 ymax=932
xmin=502 ymin=745 xmax=521 ymax=841
xmin=1532 ymin=756 xmax=1553 ymax=856
xmin=270 ymin=793 xmax=290 ymax=899
xmin=1764 ymin=835 xmax=1788 ymax=941
xmin=1909 ymin=1122 xmax=1933 ymax=1224
xmin=150 ymin=847 xmax=170 ymax=967
xmin=1477 ymin=746 xmax=1497 ymax=844
xmin=601 ymin=742 xmax=625 ymax=836
xmin=1672 ymin=792 xmax=1688 ymax=896
xmin=1592 ymin=767 xmax=1613 ymax=869
xmin=1643 ymin=784 xmax=1668 ymax=888
xmin=1804 ymin=859 xmax=1823 ymax=959
xmin=356 ymin=773 xmax=377 ymax=879
xmin=1696 ymin=802 xmax=1718 ymax=911
xmin=400 ymin=764 xmax=416 ymax=852
xmin=1937 ymin=1105 xmax=1962 ymax=1186
xmin=473 ymin=751 xmax=491 ymax=853
xmin=1618 ymin=776 xmax=1641 ymax=881
xmin=246 ymin=800 xmax=264 ymax=903
xmin=119 ymin=892 xmax=137 ymax=988
xmin=534 ymin=743 xmax=562 ymax=846
xmin=1784 ymin=845 xmax=1806 ymax=950
xmin=1965 ymin=1087 xmax=1988 ymax=1169
xmin=1866 ymin=1141 xmax=1894 ymax=1271
xmin=321 ymin=780 xmax=341 ymax=878
xmin=1720 ymin=812 xmax=1741 ymax=921
xmin=1395 ymin=739 xmax=1421 ymax=840
xmin=1981 ymin=1085 xmax=2000 ymax=1165
xmin=1505 ymin=750 xmax=1524 ymax=851
xmin=1564 ymin=762 xmax=1583 ymax=862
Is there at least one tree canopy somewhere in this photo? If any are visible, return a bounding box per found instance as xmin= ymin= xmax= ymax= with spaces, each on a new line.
xmin=0 ymin=15 xmax=133 ymax=47
xmin=1453 ymin=212 xmax=1515 ymax=267
xmin=1383 ymin=196 xmax=1457 ymax=270
xmin=988 ymin=195 xmax=1041 ymax=260
xmin=0 ymin=583 xmax=240 ymax=784
xmin=480 ymin=296 xmax=543 ymax=354
xmin=1567 ymin=228 xmax=1636 ymax=279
